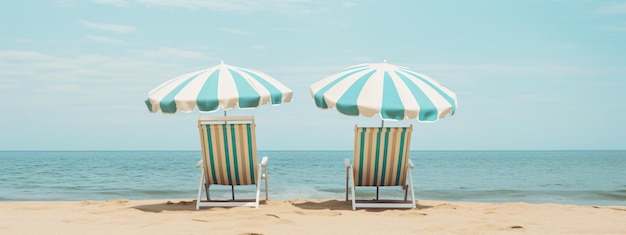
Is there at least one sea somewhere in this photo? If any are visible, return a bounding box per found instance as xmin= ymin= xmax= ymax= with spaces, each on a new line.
xmin=0 ymin=150 xmax=624 ymax=206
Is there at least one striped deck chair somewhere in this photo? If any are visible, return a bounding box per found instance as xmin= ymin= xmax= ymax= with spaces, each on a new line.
xmin=345 ymin=125 xmax=415 ymax=210
xmin=195 ymin=116 xmax=268 ymax=209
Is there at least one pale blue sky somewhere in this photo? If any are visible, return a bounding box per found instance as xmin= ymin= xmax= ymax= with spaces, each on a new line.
xmin=1 ymin=0 xmax=625 ymax=150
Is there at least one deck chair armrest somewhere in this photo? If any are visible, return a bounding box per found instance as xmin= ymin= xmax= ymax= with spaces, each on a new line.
xmin=260 ymin=156 xmax=268 ymax=166
xmin=408 ymin=159 xmax=414 ymax=169
xmin=195 ymin=159 xmax=203 ymax=168
xmin=344 ymin=158 xmax=351 ymax=168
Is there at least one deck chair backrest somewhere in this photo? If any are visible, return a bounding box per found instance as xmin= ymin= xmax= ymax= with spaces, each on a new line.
xmin=353 ymin=125 xmax=413 ymax=187
xmin=198 ymin=116 xmax=259 ymax=186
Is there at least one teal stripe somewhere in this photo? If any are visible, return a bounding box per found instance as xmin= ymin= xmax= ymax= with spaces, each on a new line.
xmin=239 ymin=69 xmax=284 ymax=105
xmin=372 ymin=128 xmax=382 ymax=185
xmin=398 ymin=70 xmax=457 ymax=117
xmin=196 ymin=70 xmax=221 ymax=112
xmin=313 ymin=68 xmax=368 ymax=109
xmin=144 ymin=98 xmax=153 ymax=112
xmin=246 ymin=124 xmax=255 ymax=183
xmin=381 ymin=71 xmax=404 ymax=120
xmin=394 ymin=128 xmax=407 ymax=185
xmin=205 ymin=125 xmax=218 ymax=183
xmin=357 ymin=128 xmax=366 ymax=185
xmin=394 ymin=71 xmax=439 ymax=121
xmin=160 ymin=72 xmax=204 ymax=113
xmin=229 ymin=124 xmax=240 ymax=185
xmin=380 ymin=128 xmax=390 ymax=185
xmin=221 ymin=124 xmax=233 ymax=185
xmin=228 ymin=69 xmax=260 ymax=108
xmin=335 ymin=70 xmax=377 ymax=116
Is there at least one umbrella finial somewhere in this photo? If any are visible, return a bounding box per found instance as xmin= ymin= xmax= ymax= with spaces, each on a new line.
xmin=220 ymin=60 xmax=224 ymax=64
xmin=383 ymin=59 xmax=387 ymax=63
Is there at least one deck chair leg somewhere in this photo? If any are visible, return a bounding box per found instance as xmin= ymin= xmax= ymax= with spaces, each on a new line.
xmin=408 ymin=170 xmax=416 ymax=208
xmin=264 ymin=166 xmax=269 ymax=200
xmin=255 ymin=184 xmax=260 ymax=209
xmin=196 ymin=170 xmax=205 ymax=210
xmin=346 ymin=167 xmax=349 ymax=201
xmin=265 ymin=171 xmax=270 ymax=201
xmin=349 ymin=166 xmax=356 ymax=210
xmin=376 ymin=186 xmax=379 ymax=200
xmin=404 ymin=185 xmax=408 ymax=201
xmin=255 ymin=166 xmax=262 ymax=209
xmin=206 ymin=184 xmax=210 ymax=200
xmin=231 ymin=185 xmax=235 ymax=200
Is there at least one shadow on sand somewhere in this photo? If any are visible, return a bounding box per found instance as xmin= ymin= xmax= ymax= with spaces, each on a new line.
xmin=291 ymin=199 xmax=433 ymax=212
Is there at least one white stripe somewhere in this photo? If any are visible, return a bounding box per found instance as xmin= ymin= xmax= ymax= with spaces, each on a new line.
xmin=402 ymin=70 xmax=457 ymax=106
xmin=310 ymin=68 xmax=353 ymax=93
xmin=356 ymin=68 xmax=384 ymax=117
xmin=417 ymin=73 xmax=458 ymax=108
xmin=174 ymin=68 xmax=214 ymax=113
xmin=389 ymin=71 xmax=420 ymax=120
xmin=322 ymin=68 xmax=374 ymax=109
xmin=236 ymin=67 xmax=271 ymax=107
xmin=147 ymin=72 xmax=195 ymax=112
xmin=217 ymin=65 xmax=239 ymax=110
xmin=400 ymin=70 xmax=451 ymax=118
xmin=255 ymin=71 xmax=294 ymax=104
xmin=311 ymin=64 xmax=369 ymax=92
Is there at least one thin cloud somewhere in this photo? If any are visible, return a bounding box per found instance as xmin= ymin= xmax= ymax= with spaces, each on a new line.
xmin=600 ymin=23 xmax=626 ymax=31
xmin=595 ymin=2 xmax=626 ymax=14
xmin=0 ymin=49 xmax=200 ymax=80
xmin=326 ymin=19 xmax=350 ymax=27
xmin=0 ymin=50 xmax=56 ymax=61
xmin=218 ymin=27 xmax=254 ymax=36
xmin=399 ymin=63 xmax=626 ymax=86
xmin=514 ymin=94 xmax=562 ymax=103
xmin=341 ymin=2 xmax=359 ymax=8
xmin=276 ymin=27 xmax=309 ymax=33
xmin=79 ymin=20 xmax=135 ymax=33
xmin=0 ymin=50 xmax=103 ymax=84
xmin=92 ymin=0 xmax=129 ymax=7
xmin=54 ymin=0 xmax=74 ymax=7
xmin=85 ymin=35 xmax=127 ymax=45
xmin=136 ymin=0 xmax=318 ymax=15
xmin=0 ymin=49 xmax=200 ymax=97
xmin=352 ymin=56 xmax=373 ymax=62
xmin=36 ymin=85 xmax=82 ymax=93
xmin=128 ymin=47 xmax=214 ymax=60
xmin=251 ymin=45 xmax=267 ymax=50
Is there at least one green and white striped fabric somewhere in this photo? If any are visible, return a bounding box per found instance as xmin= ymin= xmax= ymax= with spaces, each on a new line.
xmin=198 ymin=121 xmax=258 ymax=186
xmin=353 ymin=126 xmax=413 ymax=187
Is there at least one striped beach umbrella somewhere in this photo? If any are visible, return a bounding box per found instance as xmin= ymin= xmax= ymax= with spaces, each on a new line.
xmin=310 ymin=61 xmax=457 ymax=122
xmin=146 ymin=62 xmax=293 ymax=113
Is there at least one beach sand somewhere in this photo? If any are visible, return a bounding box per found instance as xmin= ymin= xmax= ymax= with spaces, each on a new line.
xmin=1 ymin=199 xmax=625 ymax=234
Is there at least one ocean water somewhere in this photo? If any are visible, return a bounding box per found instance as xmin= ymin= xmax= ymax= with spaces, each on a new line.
xmin=0 ymin=151 xmax=624 ymax=206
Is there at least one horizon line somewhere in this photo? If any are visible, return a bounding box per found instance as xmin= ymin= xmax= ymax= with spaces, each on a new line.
xmin=1 ymin=149 xmax=624 ymax=152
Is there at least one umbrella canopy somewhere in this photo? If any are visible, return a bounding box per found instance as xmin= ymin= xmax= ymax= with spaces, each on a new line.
xmin=310 ymin=61 xmax=457 ymax=122
xmin=146 ymin=62 xmax=293 ymax=113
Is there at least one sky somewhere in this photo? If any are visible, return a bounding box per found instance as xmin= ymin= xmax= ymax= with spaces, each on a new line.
xmin=1 ymin=0 xmax=625 ymax=151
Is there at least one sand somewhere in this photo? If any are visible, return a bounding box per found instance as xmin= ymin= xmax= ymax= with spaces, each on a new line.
xmin=1 ymin=199 xmax=625 ymax=234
